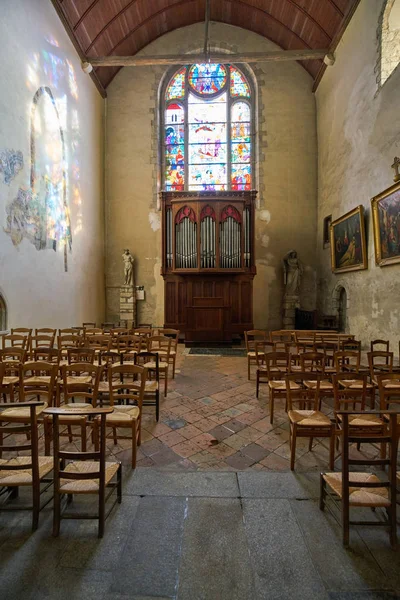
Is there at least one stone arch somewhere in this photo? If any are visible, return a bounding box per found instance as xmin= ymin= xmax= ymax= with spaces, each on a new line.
xmin=331 ymin=282 xmax=350 ymax=332
xmin=376 ymin=0 xmax=400 ymax=89
xmin=0 ymin=292 xmax=8 ymax=331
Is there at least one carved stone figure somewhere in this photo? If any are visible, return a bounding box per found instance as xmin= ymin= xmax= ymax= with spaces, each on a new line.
xmin=283 ymin=250 xmax=303 ymax=297
xmin=122 ymin=249 xmax=134 ymax=285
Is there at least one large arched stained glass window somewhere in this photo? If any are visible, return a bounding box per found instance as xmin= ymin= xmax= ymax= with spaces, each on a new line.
xmin=163 ymin=64 xmax=253 ymax=192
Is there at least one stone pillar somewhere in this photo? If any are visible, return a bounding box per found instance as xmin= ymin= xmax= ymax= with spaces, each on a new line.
xmin=120 ymin=285 xmax=136 ymax=328
xmin=283 ymin=294 xmax=300 ymax=330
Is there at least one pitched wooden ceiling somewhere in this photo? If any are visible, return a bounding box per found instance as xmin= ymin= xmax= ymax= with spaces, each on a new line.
xmin=53 ymin=0 xmax=360 ymax=95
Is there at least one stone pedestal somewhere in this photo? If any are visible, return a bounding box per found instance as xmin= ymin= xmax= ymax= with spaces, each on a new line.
xmin=283 ymin=294 xmax=300 ymax=330
xmin=120 ymin=285 xmax=136 ymax=328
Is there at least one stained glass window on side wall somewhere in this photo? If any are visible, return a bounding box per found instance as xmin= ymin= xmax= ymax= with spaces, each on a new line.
xmin=230 ymin=66 xmax=250 ymax=97
xmin=188 ymin=64 xmax=227 ymax=95
xmin=165 ymin=103 xmax=185 ymax=191
xmin=165 ymin=67 xmax=186 ymax=100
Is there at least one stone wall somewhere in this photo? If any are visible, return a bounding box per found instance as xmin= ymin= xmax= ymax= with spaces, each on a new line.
xmin=316 ymin=0 xmax=400 ymax=348
xmin=105 ymin=22 xmax=318 ymax=329
xmin=0 ymin=0 xmax=105 ymax=328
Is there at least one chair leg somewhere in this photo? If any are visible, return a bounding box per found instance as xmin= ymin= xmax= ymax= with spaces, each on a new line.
xmin=164 ymin=369 xmax=168 ymax=397
xmin=248 ymin=358 xmax=251 ymax=380
xmin=53 ymin=489 xmax=61 ymax=537
xmin=117 ymin=464 xmax=122 ymax=503
xmin=270 ymin=391 xmax=275 ymax=424
xmin=156 ymin=390 xmax=160 ymax=422
xmin=132 ymin=420 xmax=137 ymax=469
xmin=329 ymin=427 xmax=335 ymax=470
xmin=44 ymin=418 xmax=51 ymax=455
xmin=290 ymin=425 xmax=297 ymax=470
xmin=32 ymin=480 xmax=40 ymax=532
xmin=308 ymin=437 xmax=313 ymax=451
xmin=93 ymin=419 xmax=99 ymax=451
xmin=256 ymin=371 xmax=259 ymax=398
xmin=113 ymin=426 xmax=118 ymax=445
xmin=319 ymin=475 xmax=326 ymax=511
xmin=172 ymin=356 xmax=176 ymax=379
xmin=98 ymin=484 xmax=105 ymax=539
xmin=81 ymin=419 xmax=87 ymax=452
xmin=342 ymin=502 xmax=350 ymax=548
xmin=67 ymin=425 xmax=73 ymax=443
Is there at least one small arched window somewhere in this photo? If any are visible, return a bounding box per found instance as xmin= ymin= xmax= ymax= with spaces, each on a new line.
xmin=378 ymin=0 xmax=400 ymax=87
xmin=0 ymin=294 xmax=7 ymax=331
xmin=162 ymin=63 xmax=253 ymax=191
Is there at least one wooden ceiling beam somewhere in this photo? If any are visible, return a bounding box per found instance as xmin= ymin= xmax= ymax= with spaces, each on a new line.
xmin=87 ymin=49 xmax=329 ymax=67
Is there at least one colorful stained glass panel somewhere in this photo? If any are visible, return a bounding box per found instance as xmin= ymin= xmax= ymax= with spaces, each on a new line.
xmin=189 ymin=122 xmax=226 ymax=144
xmin=188 ymin=63 xmax=227 ymax=95
xmin=189 ymin=142 xmax=227 ymax=164
xmin=231 ymin=121 xmax=251 ymax=143
xmin=230 ymin=66 xmax=250 ymax=97
xmin=165 ymin=144 xmax=184 ymax=167
xmin=231 ymin=142 xmax=251 ymax=163
xmin=189 ymin=163 xmax=227 ymax=190
xmin=188 ymin=93 xmax=227 ymax=124
xmin=231 ymin=101 xmax=250 ymax=122
xmin=231 ymin=164 xmax=251 ymax=190
xmin=165 ymin=124 xmax=184 ymax=145
xmin=165 ymin=165 xmax=184 ymax=190
xmin=165 ymin=103 xmax=184 ymax=124
xmin=165 ymin=68 xmax=186 ymax=100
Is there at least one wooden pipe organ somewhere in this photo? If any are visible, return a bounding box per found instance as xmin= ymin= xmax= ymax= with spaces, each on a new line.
xmin=161 ymin=191 xmax=256 ymax=342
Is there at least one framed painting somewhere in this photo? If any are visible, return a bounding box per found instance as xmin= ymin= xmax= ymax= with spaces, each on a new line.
xmin=371 ymin=181 xmax=400 ymax=266
xmin=330 ymin=205 xmax=367 ymax=273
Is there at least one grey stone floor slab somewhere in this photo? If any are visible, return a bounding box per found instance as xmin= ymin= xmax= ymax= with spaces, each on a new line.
xmin=125 ymin=468 xmax=239 ymax=497
xmin=110 ymin=495 xmax=187 ymax=598
xmin=238 ymin=471 xmax=319 ymax=498
xmin=243 ymin=498 xmax=329 ymax=600
xmin=177 ymin=497 xmax=256 ymax=599
xmin=290 ymin=498 xmax=394 ymax=593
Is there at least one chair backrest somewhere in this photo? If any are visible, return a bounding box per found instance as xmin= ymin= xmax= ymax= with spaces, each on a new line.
xmin=132 ymin=327 xmax=152 ymax=338
xmin=2 ymin=334 xmax=29 ymax=350
xmin=264 ymin=352 xmax=289 ymax=378
xmin=32 ymin=348 xmax=60 ymax=364
xmin=82 ymin=322 xmax=96 ymax=328
xmin=0 ymin=347 xmax=27 ymax=363
xmin=334 ymin=350 xmax=360 ymax=373
xmin=59 ymin=328 xmax=80 ymax=336
xmin=11 ymin=328 xmax=32 ymax=336
xmin=43 ymin=405 xmax=114 ymax=497
xmin=101 ymin=322 xmax=115 ymax=332
xmin=61 ymin=363 xmax=102 ymax=407
xmin=135 ymin=351 xmax=159 ymax=382
xmin=313 ymin=341 xmax=337 ymax=365
xmin=370 ymin=339 xmax=390 ymax=353
xmin=67 ymin=347 xmax=95 ymax=364
xmin=108 ymin=363 xmax=147 ymax=409
xmin=20 ymin=361 xmax=58 ymax=405
xmin=138 ymin=323 xmax=152 ymax=329
xmin=0 ymin=400 xmax=44 ymax=486
xmin=157 ymin=329 xmax=179 ymax=349
xmin=148 ymin=335 xmax=172 ymax=358
xmin=84 ymin=328 xmax=104 ymax=336
xmin=35 ymin=328 xmax=56 ymax=336
xmin=254 ymin=341 xmax=275 ymax=366
xmin=30 ymin=334 xmax=56 ymax=350
xmin=57 ymin=334 xmax=83 ymax=349
xmin=375 ymin=373 xmax=400 ymax=410
xmin=367 ymin=351 xmax=394 ymax=375
xmin=117 ymin=335 xmax=143 ymax=353
xmin=332 ymin=372 xmax=368 ymax=412
xmin=245 ymin=330 xmax=267 ymax=352
xmin=285 ymin=372 xmax=321 ymax=412
xmin=86 ymin=335 xmax=111 ymax=352
xmin=340 ymin=339 xmax=361 ymax=352
xmin=299 ymin=352 xmax=325 ymax=373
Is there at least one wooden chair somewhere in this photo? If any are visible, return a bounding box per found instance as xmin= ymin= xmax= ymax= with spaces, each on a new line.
xmin=254 ymin=341 xmax=276 ymax=397
xmin=45 ymin=405 xmax=121 ymax=538
xmin=0 ymin=400 xmax=53 ymax=531
xmin=94 ymin=363 xmax=147 ymax=468
xmin=299 ymin=351 xmax=325 ymax=372
xmin=135 ymin=351 xmax=160 ymax=421
xmin=340 ymin=339 xmax=361 ymax=352
xmin=245 ymin=329 xmax=268 ymax=380
xmin=138 ymin=323 xmax=152 ymax=329
xmin=157 ymin=328 xmax=179 ymax=378
xmin=320 ymin=411 xmax=398 ymax=548
xmin=368 ymin=350 xmax=393 ymax=376
xmin=59 ymin=328 xmax=81 ymax=336
xmin=313 ymin=341 xmax=337 ymax=374
xmin=33 ymin=348 xmax=60 ymax=364
xmin=145 ymin=336 xmax=171 ymax=396
xmin=336 ymin=352 xmax=375 ymax=409
xmin=101 ymin=322 xmax=115 ymax=332
xmin=376 ymin=372 xmax=400 ymax=452
xmin=132 ymin=327 xmax=152 ymax=339
xmin=30 ymin=334 xmax=56 ymax=357
xmin=82 ymin=322 xmax=96 ymax=329
xmin=44 ymin=363 xmax=102 ymax=455
xmin=285 ymin=372 xmax=334 ymax=470
xmin=0 ymin=348 xmax=26 ymax=402
xmin=35 ymin=328 xmax=56 ymax=336
xmin=1 ymin=334 xmax=29 ymax=350
xmin=84 ymin=328 xmax=104 ymax=338
xmin=57 ymin=335 xmax=84 ymax=359
xmin=371 ymin=339 xmax=390 ymax=354
xmin=265 ymin=352 xmax=297 ymax=424
xmin=67 ymin=347 xmax=95 ymax=364
xmin=11 ymin=328 xmax=33 ymax=337
xmin=117 ymin=334 xmax=143 ymax=357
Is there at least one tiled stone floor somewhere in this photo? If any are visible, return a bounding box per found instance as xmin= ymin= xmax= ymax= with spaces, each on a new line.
xmin=97 ymin=345 xmax=383 ymax=471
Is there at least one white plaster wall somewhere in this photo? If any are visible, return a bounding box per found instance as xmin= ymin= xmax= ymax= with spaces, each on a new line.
xmin=316 ymin=0 xmax=400 ymax=348
xmin=0 ymin=0 xmax=105 ymax=328
xmin=106 ymin=22 xmax=317 ymax=329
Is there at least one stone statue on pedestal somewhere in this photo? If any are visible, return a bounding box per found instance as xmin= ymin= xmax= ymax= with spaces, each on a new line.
xmin=122 ymin=249 xmax=134 ymax=285
xmin=282 ymin=250 xmax=303 ymax=329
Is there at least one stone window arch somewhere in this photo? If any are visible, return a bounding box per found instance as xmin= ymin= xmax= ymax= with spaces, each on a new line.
xmin=160 ymin=63 xmax=255 ymax=192
xmin=0 ymin=293 xmax=7 ymax=331
xmin=376 ymin=0 xmax=400 ymax=89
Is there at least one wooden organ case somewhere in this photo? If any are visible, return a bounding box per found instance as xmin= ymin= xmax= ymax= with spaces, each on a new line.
xmin=161 ymin=191 xmax=257 ymax=343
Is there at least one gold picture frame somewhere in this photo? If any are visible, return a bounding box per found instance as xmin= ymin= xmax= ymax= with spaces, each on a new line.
xmin=330 ymin=205 xmax=367 ymax=273
xmin=371 ymin=181 xmax=400 ymax=267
